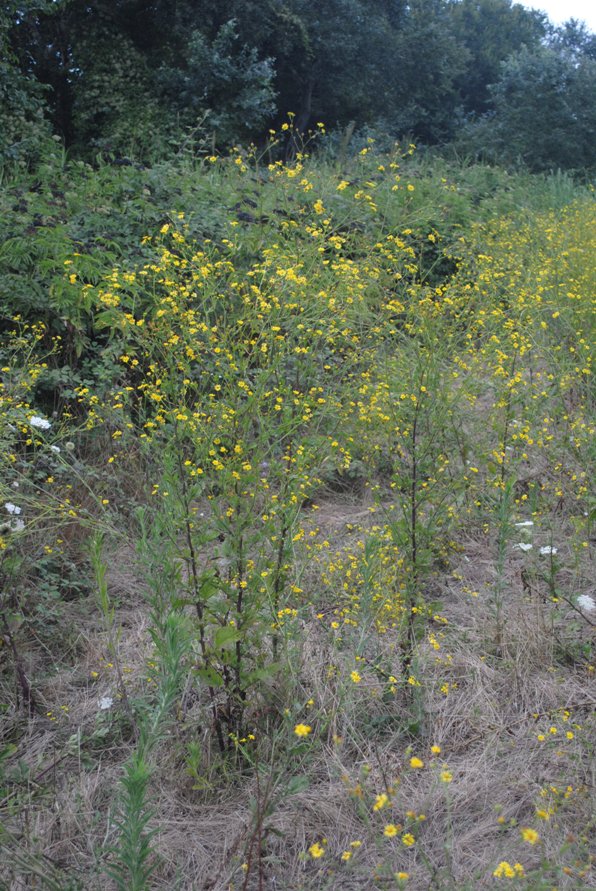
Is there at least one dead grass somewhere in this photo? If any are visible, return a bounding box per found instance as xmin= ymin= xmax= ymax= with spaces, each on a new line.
xmin=1 ymin=497 xmax=594 ymax=891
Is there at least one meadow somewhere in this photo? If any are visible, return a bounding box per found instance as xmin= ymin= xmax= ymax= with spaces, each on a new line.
xmin=0 ymin=133 xmax=594 ymax=890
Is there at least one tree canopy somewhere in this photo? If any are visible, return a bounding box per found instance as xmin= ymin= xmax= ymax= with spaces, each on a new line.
xmin=1 ymin=0 xmax=594 ymax=170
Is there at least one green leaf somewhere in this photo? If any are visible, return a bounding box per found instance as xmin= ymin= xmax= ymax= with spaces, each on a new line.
xmin=170 ymin=596 xmax=193 ymax=610
xmin=194 ymin=667 xmax=224 ymax=688
xmin=214 ymin=626 xmax=242 ymax=649
xmin=94 ymin=309 xmax=123 ymax=331
xmin=243 ymin=663 xmax=281 ymax=684
xmin=286 ymin=775 xmax=309 ymax=795
xmin=198 ymin=573 xmax=221 ymax=601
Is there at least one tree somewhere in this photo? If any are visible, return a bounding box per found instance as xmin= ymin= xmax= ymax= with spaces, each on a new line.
xmin=447 ymin=0 xmax=546 ymax=116
xmin=2 ymin=0 xmax=593 ymax=165
xmin=158 ymin=20 xmax=276 ymax=144
xmin=382 ymin=0 xmax=468 ymax=142
xmin=480 ymin=45 xmax=596 ymax=170
xmin=226 ymin=0 xmax=403 ymax=133
xmin=548 ymin=18 xmax=596 ymax=61
xmin=0 ymin=2 xmax=53 ymax=164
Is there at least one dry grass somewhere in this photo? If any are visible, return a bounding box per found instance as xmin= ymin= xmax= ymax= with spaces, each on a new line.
xmin=2 ymin=499 xmax=594 ymax=891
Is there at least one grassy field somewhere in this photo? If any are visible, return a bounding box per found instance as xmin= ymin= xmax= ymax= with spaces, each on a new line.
xmin=0 ymin=136 xmax=594 ymax=890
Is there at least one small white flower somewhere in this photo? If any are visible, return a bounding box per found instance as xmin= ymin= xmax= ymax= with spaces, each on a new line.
xmin=0 ymin=517 xmax=25 ymax=534
xmin=98 ymin=696 xmax=114 ymax=710
xmin=50 ymin=445 xmax=61 ymax=453
xmin=4 ymin=502 xmax=21 ymax=515
xmin=515 ymin=520 xmax=534 ymax=528
xmin=539 ymin=546 xmax=557 ymax=556
xmin=30 ymin=415 xmax=51 ymax=430
xmin=11 ymin=481 xmax=19 ymax=489
xmin=576 ymin=594 xmax=595 ymax=613
xmin=514 ymin=543 xmax=533 ymax=552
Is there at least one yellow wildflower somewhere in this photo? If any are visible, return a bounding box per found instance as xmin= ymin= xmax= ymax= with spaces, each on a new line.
xmin=294 ymin=724 xmax=312 ymax=737
xmin=520 ymin=827 xmax=539 ymax=845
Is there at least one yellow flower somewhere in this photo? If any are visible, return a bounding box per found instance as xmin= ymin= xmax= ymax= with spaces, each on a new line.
xmin=520 ymin=827 xmax=539 ymax=845
xmin=384 ymin=824 xmax=399 ymax=838
xmin=294 ymin=723 xmax=312 ymax=737
xmin=396 ymin=873 xmax=409 ymax=882
xmin=373 ymin=793 xmax=389 ymax=811
xmin=431 ymin=745 xmax=441 ymax=754
xmin=350 ymin=671 xmax=361 ymax=683
xmin=401 ymin=833 xmax=415 ymax=847
xmin=493 ymin=862 xmax=514 ymax=878
xmin=409 ymin=756 xmax=424 ymax=769
xmin=440 ymin=770 xmax=453 ymax=783
xmin=309 ymin=842 xmax=325 ymax=858
xmin=493 ymin=862 xmax=525 ymax=878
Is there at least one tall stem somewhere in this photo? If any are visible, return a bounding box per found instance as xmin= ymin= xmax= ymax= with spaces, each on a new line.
xmin=174 ymin=426 xmax=225 ymax=753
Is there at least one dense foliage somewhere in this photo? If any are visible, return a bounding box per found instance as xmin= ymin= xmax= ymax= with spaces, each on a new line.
xmin=0 ymin=1 xmax=595 ymax=885
xmin=1 ymin=135 xmax=594 ymax=890
xmin=2 ymin=0 xmax=595 ymax=171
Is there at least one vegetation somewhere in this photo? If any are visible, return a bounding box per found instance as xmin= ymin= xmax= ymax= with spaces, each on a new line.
xmin=0 ymin=124 xmax=594 ymax=888
xmin=2 ymin=0 xmax=596 ymax=172
xmin=1 ymin=1 xmax=595 ymax=888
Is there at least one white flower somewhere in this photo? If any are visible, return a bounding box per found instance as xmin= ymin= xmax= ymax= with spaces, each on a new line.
xmin=539 ymin=546 xmax=557 ymax=556
xmin=515 ymin=520 xmax=534 ymax=528
xmin=514 ymin=543 xmax=533 ymax=552
xmin=0 ymin=518 xmax=26 ymax=534
xmin=30 ymin=415 xmax=51 ymax=430
xmin=576 ymin=594 xmax=595 ymax=613
xmin=4 ymin=502 xmax=21 ymax=515
xmin=11 ymin=481 xmax=19 ymax=489
xmin=50 ymin=445 xmax=61 ymax=453
xmin=98 ymin=696 xmax=114 ymax=710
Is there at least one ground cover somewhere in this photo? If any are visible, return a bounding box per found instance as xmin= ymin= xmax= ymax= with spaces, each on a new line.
xmin=1 ymin=138 xmax=594 ymax=889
